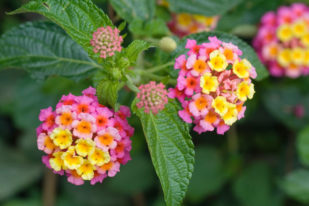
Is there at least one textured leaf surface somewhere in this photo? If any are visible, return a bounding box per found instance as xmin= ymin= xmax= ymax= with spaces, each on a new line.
xmin=124 ymin=40 xmax=151 ymax=64
xmin=9 ymin=0 xmax=112 ymax=57
xmin=97 ymin=79 xmax=122 ymax=109
xmin=109 ymin=0 xmax=155 ymax=23
xmin=281 ymin=169 xmax=309 ymax=203
xmin=133 ymin=100 xmax=195 ymax=206
xmin=172 ymin=31 xmax=269 ymax=81
xmin=0 ymin=21 xmax=100 ymax=79
xmin=166 ymin=0 xmax=243 ymax=16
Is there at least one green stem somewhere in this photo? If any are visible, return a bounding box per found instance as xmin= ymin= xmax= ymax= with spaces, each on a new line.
xmin=147 ymin=61 xmax=174 ymax=73
xmin=137 ymin=70 xmax=176 ymax=85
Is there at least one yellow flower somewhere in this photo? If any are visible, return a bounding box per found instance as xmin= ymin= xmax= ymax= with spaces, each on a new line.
xmin=208 ymin=50 xmax=228 ymax=72
xmin=291 ymin=47 xmax=305 ymax=65
xmin=62 ymin=147 xmax=84 ymax=170
xmin=88 ymin=148 xmax=110 ymax=166
xmin=292 ymin=20 xmax=307 ymax=38
xmin=277 ymin=49 xmax=291 ymax=67
xmin=49 ymin=151 xmax=64 ymax=171
xmin=77 ymin=160 xmax=95 ymax=180
xmin=223 ymin=104 xmax=238 ymax=126
xmin=304 ymin=49 xmax=309 ymax=66
xmin=277 ymin=24 xmax=293 ymax=42
xmin=177 ymin=13 xmax=192 ymax=27
xmin=75 ymin=139 xmax=95 ymax=157
xmin=212 ymin=96 xmax=229 ymax=116
xmin=232 ymin=59 xmax=251 ymax=79
xmin=236 ymin=81 xmax=255 ymax=101
xmin=50 ymin=127 xmax=72 ymax=149
xmin=204 ymin=17 xmax=216 ymax=27
xmin=200 ymin=72 xmax=219 ymax=94
xmin=301 ymin=33 xmax=309 ymax=47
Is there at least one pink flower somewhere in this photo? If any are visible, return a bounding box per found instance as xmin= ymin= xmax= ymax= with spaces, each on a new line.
xmin=67 ymin=170 xmax=84 ymax=186
xmin=90 ymin=26 xmax=123 ymax=58
xmin=97 ymin=161 xmax=120 ymax=177
xmin=94 ymin=107 xmax=113 ymax=131
xmin=90 ymin=172 xmax=107 ymax=185
xmin=95 ymin=127 xmax=121 ymax=151
xmin=136 ymin=81 xmax=168 ymax=114
xmin=72 ymin=113 xmax=97 ymax=139
xmin=39 ymin=107 xmax=55 ymax=131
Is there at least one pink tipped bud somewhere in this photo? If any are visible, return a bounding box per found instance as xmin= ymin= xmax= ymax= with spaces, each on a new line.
xmin=136 ymin=81 xmax=168 ymax=114
xmin=90 ymin=26 xmax=123 ymax=58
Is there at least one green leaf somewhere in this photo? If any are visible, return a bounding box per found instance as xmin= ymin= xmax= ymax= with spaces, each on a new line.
xmin=172 ymin=31 xmax=269 ymax=81
xmin=187 ymin=146 xmax=227 ymax=203
xmin=0 ymin=21 xmax=100 ymax=80
xmin=0 ymin=146 xmax=42 ymax=200
xmin=124 ymin=40 xmax=151 ymax=64
xmin=97 ymin=79 xmax=123 ymax=109
xmin=109 ymin=0 xmax=155 ymax=23
xmin=281 ymin=169 xmax=309 ymax=203
xmin=133 ymin=100 xmax=195 ymax=206
xmin=166 ymin=0 xmax=243 ymax=16
xmin=129 ymin=18 xmax=170 ymax=37
xmin=8 ymin=0 xmax=113 ymax=58
xmin=233 ymin=162 xmax=283 ymax=206
xmin=297 ymin=126 xmax=309 ymax=167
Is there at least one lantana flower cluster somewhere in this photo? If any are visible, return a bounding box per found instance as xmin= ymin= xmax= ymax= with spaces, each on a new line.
xmin=157 ymin=0 xmax=218 ymax=38
xmin=91 ymin=26 xmax=123 ymax=58
xmin=169 ymin=37 xmax=257 ymax=134
xmin=167 ymin=13 xmax=219 ymax=38
xmin=254 ymin=3 xmax=309 ymax=78
xmin=136 ymin=81 xmax=168 ymax=114
xmin=37 ymin=87 xmax=134 ymax=185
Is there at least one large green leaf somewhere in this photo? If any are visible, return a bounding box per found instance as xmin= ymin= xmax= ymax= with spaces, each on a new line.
xmin=0 ymin=146 xmax=42 ymax=200
xmin=166 ymin=0 xmax=243 ymax=16
xmin=172 ymin=31 xmax=269 ymax=81
xmin=0 ymin=21 xmax=101 ymax=80
xmin=297 ymin=126 xmax=309 ymax=167
xmin=187 ymin=146 xmax=227 ymax=203
xmin=133 ymin=100 xmax=195 ymax=206
xmin=109 ymin=0 xmax=155 ymax=23
xmin=281 ymin=169 xmax=309 ymax=203
xmin=9 ymin=0 xmax=113 ymax=58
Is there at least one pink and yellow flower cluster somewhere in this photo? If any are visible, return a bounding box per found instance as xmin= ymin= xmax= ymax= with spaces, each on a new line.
xmin=167 ymin=13 xmax=219 ymax=38
xmin=37 ymin=87 xmax=134 ymax=185
xmin=169 ymin=37 xmax=257 ymax=134
xmin=254 ymin=3 xmax=309 ymax=78
xmin=157 ymin=0 xmax=218 ymax=38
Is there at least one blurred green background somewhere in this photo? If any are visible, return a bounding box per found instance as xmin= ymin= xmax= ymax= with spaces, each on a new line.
xmin=2 ymin=0 xmax=309 ymax=206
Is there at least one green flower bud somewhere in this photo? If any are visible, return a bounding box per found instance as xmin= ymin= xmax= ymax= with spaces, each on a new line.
xmin=159 ymin=37 xmax=177 ymax=52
